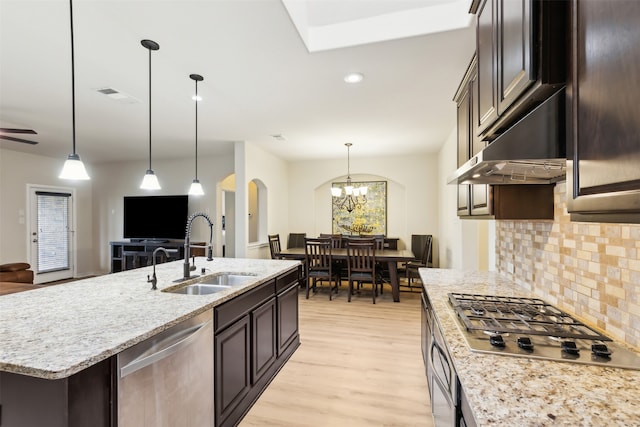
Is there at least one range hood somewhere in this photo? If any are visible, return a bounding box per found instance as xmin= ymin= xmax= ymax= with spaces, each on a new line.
xmin=447 ymin=89 xmax=566 ymax=185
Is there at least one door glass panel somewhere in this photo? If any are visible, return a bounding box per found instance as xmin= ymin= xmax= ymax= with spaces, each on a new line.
xmin=36 ymin=192 xmax=71 ymax=273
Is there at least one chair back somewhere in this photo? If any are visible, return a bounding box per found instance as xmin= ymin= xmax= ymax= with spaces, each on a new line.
xmin=346 ymin=238 xmax=376 ymax=278
xmin=287 ymin=233 xmax=307 ymax=249
xmin=268 ymin=234 xmax=282 ymax=259
xmin=305 ymin=238 xmax=334 ymax=276
xmin=421 ymin=235 xmax=433 ymax=266
xmin=319 ymin=233 xmax=342 ymax=249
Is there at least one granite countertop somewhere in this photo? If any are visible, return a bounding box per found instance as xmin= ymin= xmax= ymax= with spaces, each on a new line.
xmin=0 ymin=257 xmax=300 ymax=380
xmin=420 ymin=269 xmax=640 ymax=427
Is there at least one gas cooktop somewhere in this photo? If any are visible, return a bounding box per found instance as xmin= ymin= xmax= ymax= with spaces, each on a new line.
xmin=448 ymin=293 xmax=640 ymax=370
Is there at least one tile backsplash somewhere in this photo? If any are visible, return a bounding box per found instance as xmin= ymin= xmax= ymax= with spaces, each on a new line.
xmin=496 ymin=182 xmax=640 ymax=350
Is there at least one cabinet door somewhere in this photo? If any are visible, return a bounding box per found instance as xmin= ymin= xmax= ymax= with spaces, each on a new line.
xmin=567 ymin=0 xmax=640 ymax=221
xmin=476 ymin=0 xmax=499 ymax=134
xmin=497 ymin=0 xmax=534 ymax=115
xmin=215 ymin=315 xmax=250 ymax=425
xmin=251 ymin=297 xmax=276 ymax=384
xmin=470 ymin=184 xmax=491 ymax=216
xmin=277 ymin=283 xmax=299 ymax=356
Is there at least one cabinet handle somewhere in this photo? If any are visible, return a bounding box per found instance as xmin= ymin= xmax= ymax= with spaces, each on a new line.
xmin=120 ymin=319 xmax=212 ymax=378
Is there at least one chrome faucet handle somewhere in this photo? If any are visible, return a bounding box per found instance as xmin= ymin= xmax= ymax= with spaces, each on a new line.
xmin=189 ymin=255 xmax=197 ymax=271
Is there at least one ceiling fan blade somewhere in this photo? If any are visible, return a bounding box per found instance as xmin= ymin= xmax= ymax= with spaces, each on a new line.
xmin=0 ymin=135 xmax=39 ymax=145
xmin=0 ymin=128 xmax=37 ymax=135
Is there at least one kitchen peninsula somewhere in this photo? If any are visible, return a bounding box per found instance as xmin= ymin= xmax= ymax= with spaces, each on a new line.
xmin=421 ymin=269 xmax=640 ymax=426
xmin=0 ymin=257 xmax=301 ymax=427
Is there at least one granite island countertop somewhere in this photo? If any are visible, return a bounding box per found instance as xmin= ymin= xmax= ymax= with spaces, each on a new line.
xmin=420 ymin=269 xmax=640 ymax=427
xmin=0 ymin=257 xmax=300 ymax=380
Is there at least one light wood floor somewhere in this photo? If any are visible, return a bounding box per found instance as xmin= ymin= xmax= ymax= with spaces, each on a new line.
xmin=240 ymin=283 xmax=433 ymax=427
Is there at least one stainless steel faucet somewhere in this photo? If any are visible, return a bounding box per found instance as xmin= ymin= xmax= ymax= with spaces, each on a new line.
xmin=147 ymin=247 xmax=177 ymax=290
xmin=183 ymin=212 xmax=214 ymax=280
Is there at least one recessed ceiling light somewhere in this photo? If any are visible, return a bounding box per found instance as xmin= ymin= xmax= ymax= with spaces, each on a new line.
xmin=344 ymin=72 xmax=364 ymax=84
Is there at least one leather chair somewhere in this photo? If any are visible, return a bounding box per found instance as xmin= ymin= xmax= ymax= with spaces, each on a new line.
xmin=0 ymin=263 xmax=34 ymax=284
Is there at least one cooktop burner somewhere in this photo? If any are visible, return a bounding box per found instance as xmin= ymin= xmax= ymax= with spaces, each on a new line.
xmin=448 ymin=293 xmax=640 ymax=371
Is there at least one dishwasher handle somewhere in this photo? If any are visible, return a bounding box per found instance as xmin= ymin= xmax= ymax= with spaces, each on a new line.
xmin=120 ymin=319 xmax=213 ymax=378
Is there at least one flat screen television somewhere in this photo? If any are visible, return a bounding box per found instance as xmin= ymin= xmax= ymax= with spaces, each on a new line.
xmin=123 ymin=195 xmax=188 ymax=241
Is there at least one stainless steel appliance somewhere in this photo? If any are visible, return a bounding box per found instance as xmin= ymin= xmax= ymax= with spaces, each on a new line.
xmin=117 ymin=310 xmax=214 ymax=426
xmin=448 ymin=293 xmax=640 ymax=370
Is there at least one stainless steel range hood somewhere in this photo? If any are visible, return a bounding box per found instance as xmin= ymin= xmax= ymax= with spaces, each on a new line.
xmin=447 ymin=89 xmax=566 ymax=185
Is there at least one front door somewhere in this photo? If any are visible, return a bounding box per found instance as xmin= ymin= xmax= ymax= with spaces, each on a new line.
xmin=28 ymin=185 xmax=75 ymax=284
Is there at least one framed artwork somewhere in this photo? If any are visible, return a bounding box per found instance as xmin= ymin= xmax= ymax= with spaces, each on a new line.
xmin=331 ymin=180 xmax=387 ymax=235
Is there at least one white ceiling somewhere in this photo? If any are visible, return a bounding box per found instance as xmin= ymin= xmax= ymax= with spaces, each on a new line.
xmin=0 ymin=0 xmax=475 ymax=165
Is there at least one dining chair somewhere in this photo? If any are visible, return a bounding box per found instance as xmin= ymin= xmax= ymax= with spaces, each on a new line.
xmin=287 ymin=232 xmax=306 ymax=249
xmin=405 ymin=235 xmax=433 ymax=286
xmin=319 ymin=233 xmax=345 ymax=278
xmin=345 ymin=238 xmax=378 ymax=304
xmin=304 ymin=237 xmax=340 ymax=300
xmin=268 ymin=234 xmax=283 ymax=259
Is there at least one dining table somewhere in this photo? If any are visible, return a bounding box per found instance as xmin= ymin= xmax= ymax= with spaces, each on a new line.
xmin=278 ymin=247 xmax=415 ymax=302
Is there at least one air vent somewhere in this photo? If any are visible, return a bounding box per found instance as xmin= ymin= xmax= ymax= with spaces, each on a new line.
xmin=95 ymin=87 xmax=140 ymax=104
xmin=271 ymin=134 xmax=286 ymax=141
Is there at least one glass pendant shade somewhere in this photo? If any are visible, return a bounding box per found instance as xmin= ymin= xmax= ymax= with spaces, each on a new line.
xmin=140 ymin=169 xmax=160 ymax=190
xmin=188 ymin=179 xmax=204 ymax=196
xmin=331 ymin=187 xmax=342 ymax=197
xmin=59 ymin=153 xmax=90 ymax=180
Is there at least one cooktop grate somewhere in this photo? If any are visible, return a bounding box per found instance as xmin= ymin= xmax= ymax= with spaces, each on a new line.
xmin=448 ymin=293 xmax=611 ymax=341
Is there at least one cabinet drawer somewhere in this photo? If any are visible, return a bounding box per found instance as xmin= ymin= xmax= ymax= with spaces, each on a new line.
xmin=276 ymin=267 xmax=299 ymax=294
xmin=215 ymin=281 xmax=275 ymax=332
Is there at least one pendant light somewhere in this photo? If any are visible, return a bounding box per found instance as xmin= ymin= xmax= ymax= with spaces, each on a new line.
xmin=188 ymin=74 xmax=204 ymax=196
xmin=331 ymin=143 xmax=368 ymax=213
xmin=59 ymin=0 xmax=90 ymax=180
xmin=140 ymin=39 xmax=161 ymax=190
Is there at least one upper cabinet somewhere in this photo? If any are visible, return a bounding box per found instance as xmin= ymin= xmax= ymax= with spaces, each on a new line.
xmin=454 ymin=55 xmax=553 ymax=220
xmin=474 ymin=0 xmax=566 ymax=140
xmin=566 ymin=0 xmax=640 ymax=223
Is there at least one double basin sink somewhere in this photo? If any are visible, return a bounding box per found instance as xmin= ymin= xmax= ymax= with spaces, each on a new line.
xmin=163 ymin=273 xmax=257 ymax=295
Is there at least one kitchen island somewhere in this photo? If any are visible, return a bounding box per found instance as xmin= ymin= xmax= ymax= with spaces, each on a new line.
xmin=0 ymin=256 xmax=301 ymax=427
xmin=420 ymin=269 xmax=640 ymax=426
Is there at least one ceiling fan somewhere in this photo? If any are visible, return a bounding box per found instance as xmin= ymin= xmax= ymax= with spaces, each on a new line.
xmin=0 ymin=128 xmax=39 ymax=145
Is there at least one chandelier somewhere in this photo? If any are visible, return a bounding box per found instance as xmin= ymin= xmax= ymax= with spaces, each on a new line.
xmin=331 ymin=143 xmax=368 ymax=213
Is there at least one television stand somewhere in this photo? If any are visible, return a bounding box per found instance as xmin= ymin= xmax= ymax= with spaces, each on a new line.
xmin=109 ymin=240 xmax=205 ymax=273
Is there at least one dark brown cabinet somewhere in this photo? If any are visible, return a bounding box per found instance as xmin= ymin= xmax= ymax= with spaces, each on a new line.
xmin=474 ymin=0 xmax=566 ymax=140
xmin=566 ymin=0 xmax=640 ymax=223
xmin=0 ymin=360 xmax=112 ymax=427
xmin=456 ymin=55 xmax=491 ymax=217
xmin=214 ymin=266 xmax=300 ymax=427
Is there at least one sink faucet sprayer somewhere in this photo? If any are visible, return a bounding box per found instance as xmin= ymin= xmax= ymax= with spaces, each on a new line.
xmin=183 ymin=212 xmax=214 ymax=280
xmin=147 ymin=247 xmax=178 ymax=290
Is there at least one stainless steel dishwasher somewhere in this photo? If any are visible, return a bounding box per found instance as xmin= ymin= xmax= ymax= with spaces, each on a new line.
xmin=117 ymin=310 xmax=214 ymax=427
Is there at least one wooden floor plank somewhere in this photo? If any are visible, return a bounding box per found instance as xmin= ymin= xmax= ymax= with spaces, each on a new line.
xmin=240 ymin=286 xmax=433 ymax=427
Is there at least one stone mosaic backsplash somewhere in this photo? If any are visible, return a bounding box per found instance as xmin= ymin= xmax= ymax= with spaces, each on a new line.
xmin=496 ymin=182 xmax=640 ymax=350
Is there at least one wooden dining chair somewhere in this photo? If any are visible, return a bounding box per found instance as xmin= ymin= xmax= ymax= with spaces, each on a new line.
xmin=304 ymin=237 xmax=340 ymax=300
xmin=287 ymin=232 xmax=306 ymax=249
xmin=405 ymin=235 xmax=433 ymax=285
xmin=345 ymin=238 xmax=378 ymax=304
xmin=268 ymin=234 xmax=283 ymax=259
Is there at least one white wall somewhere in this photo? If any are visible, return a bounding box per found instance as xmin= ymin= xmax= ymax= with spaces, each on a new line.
xmin=0 ymin=148 xmax=95 ymax=276
xmin=240 ymin=141 xmax=290 ymax=259
xmin=436 ymin=127 xmax=493 ymax=270
xmin=91 ymin=152 xmax=234 ymax=272
xmin=288 ymin=152 xmax=439 ymax=261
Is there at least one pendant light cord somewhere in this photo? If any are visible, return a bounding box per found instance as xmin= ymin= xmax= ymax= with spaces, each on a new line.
xmin=195 ymin=80 xmax=199 ymax=180
xmin=148 ymin=47 xmax=152 ymax=171
xmin=69 ymin=0 xmax=77 ymax=155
